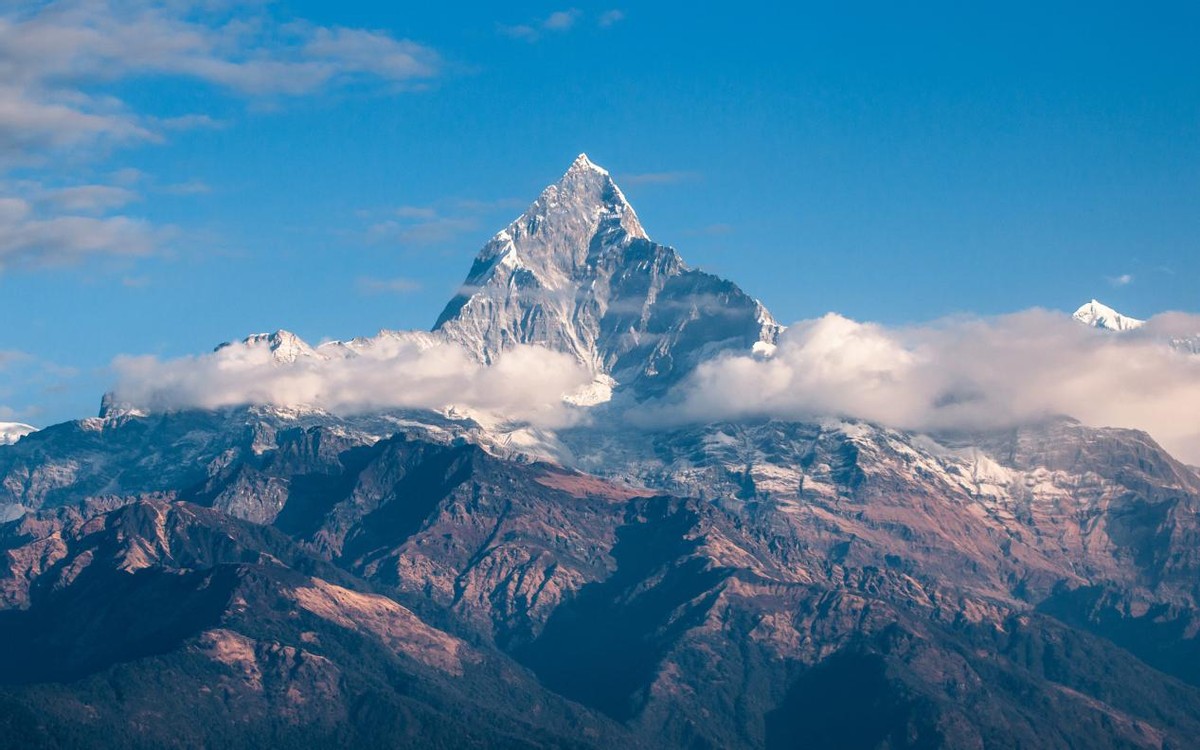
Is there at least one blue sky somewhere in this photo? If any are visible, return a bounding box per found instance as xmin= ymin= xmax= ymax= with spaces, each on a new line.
xmin=1 ymin=0 xmax=1197 ymax=426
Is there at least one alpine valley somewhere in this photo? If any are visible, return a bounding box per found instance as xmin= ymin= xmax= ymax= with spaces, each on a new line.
xmin=4 ymin=156 xmax=1200 ymax=750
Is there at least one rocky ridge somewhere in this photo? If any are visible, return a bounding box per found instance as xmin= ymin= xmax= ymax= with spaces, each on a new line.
xmin=2 ymin=157 xmax=1200 ymax=748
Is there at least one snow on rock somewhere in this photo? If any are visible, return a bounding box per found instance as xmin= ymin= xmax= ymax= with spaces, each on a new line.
xmin=1072 ymin=299 xmax=1145 ymax=331
xmin=0 ymin=422 xmax=35 ymax=446
xmin=433 ymin=154 xmax=781 ymax=394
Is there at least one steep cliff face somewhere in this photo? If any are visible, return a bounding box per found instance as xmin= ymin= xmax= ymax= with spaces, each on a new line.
xmin=433 ymin=154 xmax=780 ymax=395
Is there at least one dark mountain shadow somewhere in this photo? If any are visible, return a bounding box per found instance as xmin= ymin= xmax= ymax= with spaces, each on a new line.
xmin=337 ymin=443 xmax=479 ymax=566
xmin=0 ymin=563 xmax=238 ymax=684
xmin=273 ymin=441 xmax=391 ymax=538
xmin=515 ymin=497 xmax=727 ymax=721
xmin=764 ymin=649 xmax=943 ymax=750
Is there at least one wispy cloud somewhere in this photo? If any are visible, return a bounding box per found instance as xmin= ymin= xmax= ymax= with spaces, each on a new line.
xmin=0 ymin=349 xmax=77 ymax=422
xmin=598 ymin=10 xmax=626 ymax=28
xmin=359 ymin=197 xmax=523 ymax=248
xmin=0 ymin=192 xmax=165 ymax=269
xmin=0 ymin=0 xmax=442 ymax=270
xmin=357 ymin=276 xmax=422 ymax=295
xmin=367 ymin=216 xmax=479 ymax=246
xmin=156 ymin=114 xmax=227 ymax=132
xmin=0 ymin=1 xmax=442 ymax=102
xmin=38 ymin=184 xmax=138 ymax=212
xmin=0 ymin=2 xmax=440 ymax=158
xmin=161 ymin=180 xmax=211 ymax=196
xmin=498 ymin=8 xmax=584 ymax=41
xmin=621 ymin=170 xmax=701 ymax=186
xmin=0 ymin=350 xmax=33 ymax=370
xmin=393 ymin=205 xmax=439 ymax=220
xmin=1108 ymin=273 xmax=1134 ymax=287
xmin=684 ymin=223 xmax=733 ymax=236
xmin=542 ymin=9 xmax=583 ymax=31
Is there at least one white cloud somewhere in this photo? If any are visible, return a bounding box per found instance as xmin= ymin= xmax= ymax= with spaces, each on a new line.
xmin=621 ymin=170 xmax=700 ymax=186
xmin=1108 ymin=273 xmax=1134 ymax=287
xmin=640 ymin=310 xmax=1200 ymax=463
xmin=394 ymin=205 xmax=439 ymax=220
xmin=497 ymin=23 xmax=540 ymax=42
xmin=0 ymin=1 xmax=439 ymax=157
xmin=39 ymin=184 xmax=138 ymax=212
xmin=598 ymin=10 xmax=626 ymax=28
xmin=0 ymin=192 xmax=164 ymax=268
xmin=359 ymin=198 xmax=522 ymax=247
xmin=542 ymin=9 xmax=582 ymax=31
xmin=0 ymin=0 xmax=441 ymax=269
xmin=0 ymin=350 xmax=33 ymax=370
xmin=499 ymin=8 xmax=584 ymax=41
xmin=367 ymin=216 xmax=478 ymax=246
xmin=687 ymin=223 xmax=733 ymax=236
xmin=110 ymin=337 xmax=593 ymax=428
xmin=156 ymin=113 xmax=226 ymax=131
xmin=161 ymin=180 xmax=211 ymax=195
xmin=357 ymin=276 xmax=422 ymax=295
xmin=0 ymin=83 xmax=151 ymax=155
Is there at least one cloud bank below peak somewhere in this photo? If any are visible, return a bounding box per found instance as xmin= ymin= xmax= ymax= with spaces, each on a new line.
xmin=638 ymin=309 xmax=1200 ymax=463
xmin=108 ymin=335 xmax=594 ymax=429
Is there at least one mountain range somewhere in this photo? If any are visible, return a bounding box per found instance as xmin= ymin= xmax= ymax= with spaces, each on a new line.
xmin=2 ymin=156 xmax=1200 ymax=749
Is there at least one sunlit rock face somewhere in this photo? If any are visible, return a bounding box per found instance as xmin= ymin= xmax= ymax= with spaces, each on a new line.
xmin=434 ymin=153 xmax=781 ymax=397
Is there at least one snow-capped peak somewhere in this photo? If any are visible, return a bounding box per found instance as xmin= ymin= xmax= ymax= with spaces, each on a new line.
xmin=432 ymin=154 xmax=780 ymax=392
xmin=218 ymin=330 xmax=322 ymax=364
xmin=568 ymin=152 xmax=609 ymax=176
xmin=0 ymin=422 xmax=35 ymax=446
xmin=433 ymin=155 xmax=659 ymax=362
xmin=1072 ymin=299 xmax=1145 ymax=331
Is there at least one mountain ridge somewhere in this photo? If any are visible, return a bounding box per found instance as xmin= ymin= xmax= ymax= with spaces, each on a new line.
xmin=1072 ymin=298 xmax=1145 ymax=331
xmin=431 ymin=153 xmax=781 ymax=394
xmin=6 ymin=156 xmax=1200 ymax=748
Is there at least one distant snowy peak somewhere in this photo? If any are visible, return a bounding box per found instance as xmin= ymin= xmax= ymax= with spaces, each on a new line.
xmin=231 ymin=330 xmax=321 ymax=363
xmin=1070 ymin=300 xmax=1200 ymax=354
xmin=0 ymin=422 xmax=35 ymax=446
xmin=219 ymin=329 xmax=442 ymax=363
xmin=1072 ymin=299 xmax=1145 ymax=331
xmin=433 ymin=154 xmax=780 ymax=393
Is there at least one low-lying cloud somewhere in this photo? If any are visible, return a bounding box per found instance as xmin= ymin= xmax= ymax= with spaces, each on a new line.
xmin=109 ymin=335 xmax=594 ymax=428
xmin=640 ymin=310 xmax=1200 ymax=463
xmin=104 ymin=309 xmax=1200 ymax=463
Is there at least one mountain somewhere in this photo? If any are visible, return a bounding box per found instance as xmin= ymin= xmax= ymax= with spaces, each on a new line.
xmin=0 ymin=422 xmax=34 ymax=447
xmin=5 ymin=419 xmax=1200 ymax=748
xmin=0 ymin=497 xmax=638 ymax=749
xmin=433 ymin=154 xmax=781 ymax=396
xmin=4 ymin=156 xmax=1200 ymax=748
xmin=147 ymin=155 xmax=778 ymax=415
xmin=1072 ymin=299 xmax=1145 ymax=331
xmin=1071 ymin=298 xmax=1200 ymax=354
